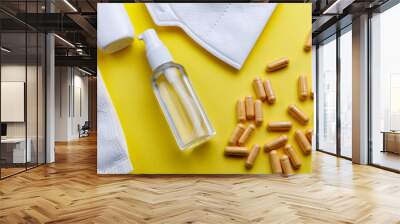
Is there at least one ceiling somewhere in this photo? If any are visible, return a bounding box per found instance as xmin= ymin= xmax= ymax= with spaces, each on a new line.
xmin=0 ymin=0 xmax=395 ymax=74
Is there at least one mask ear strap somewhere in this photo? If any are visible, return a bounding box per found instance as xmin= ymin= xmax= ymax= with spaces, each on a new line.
xmin=146 ymin=4 xmax=178 ymax=26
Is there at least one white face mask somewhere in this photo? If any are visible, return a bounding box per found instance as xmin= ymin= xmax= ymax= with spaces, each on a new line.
xmin=146 ymin=3 xmax=276 ymax=70
xmin=97 ymin=69 xmax=133 ymax=174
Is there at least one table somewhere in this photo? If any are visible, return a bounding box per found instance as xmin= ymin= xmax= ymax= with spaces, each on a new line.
xmin=1 ymin=138 xmax=31 ymax=164
xmin=381 ymin=131 xmax=400 ymax=154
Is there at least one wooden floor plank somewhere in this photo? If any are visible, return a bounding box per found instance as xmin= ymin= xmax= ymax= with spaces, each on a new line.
xmin=0 ymin=135 xmax=400 ymax=223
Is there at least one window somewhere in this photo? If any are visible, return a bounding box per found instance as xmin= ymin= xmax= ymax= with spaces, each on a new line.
xmin=317 ymin=36 xmax=337 ymax=154
xmin=339 ymin=28 xmax=352 ymax=158
xmin=370 ymin=3 xmax=400 ymax=171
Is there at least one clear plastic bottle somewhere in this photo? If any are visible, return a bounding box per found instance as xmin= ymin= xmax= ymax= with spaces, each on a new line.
xmin=139 ymin=29 xmax=215 ymax=150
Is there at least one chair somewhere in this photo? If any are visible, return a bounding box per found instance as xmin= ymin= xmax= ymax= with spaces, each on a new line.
xmin=79 ymin=121 xmax=90 ymax=138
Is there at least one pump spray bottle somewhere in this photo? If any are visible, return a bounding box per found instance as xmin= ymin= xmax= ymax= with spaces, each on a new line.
xmin=138 ymin=29 xmax=215 ymax=150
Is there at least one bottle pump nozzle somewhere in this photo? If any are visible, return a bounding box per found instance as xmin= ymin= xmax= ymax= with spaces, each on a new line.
xmin=138 ymin=29 xmax=173 ymax=71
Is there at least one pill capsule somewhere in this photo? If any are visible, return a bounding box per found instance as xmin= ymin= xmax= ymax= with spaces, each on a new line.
xmin=245 ymin=96 xmax=255 ymax=120
xmin=266 ymin=57 xmax=289 ymax=72
xmin=252 ymin=77 xmax=267 ymax=101
xmin=283 ymin=144 xmax=302 ymax=169
xmin=280 ymin=155 xmax=294 ymax=177
xmin=269 ymin=150 xmax=282 ymax=174
xmin=224 ymin=146 xmax=249 ymax=156
xmin=238 ymin=124 xmax=256 ymax=146
xmin=288 ymin=104 xmax=309 ymax=125
xmin=228 ymin=123 xmax=245 ymax=146
xmin=304 ymin=30 xmax=312 ymax=52
xmin=267 ymin=121 xmax=292 ymax=132
xmin=298 ymin=75 xmax=308 ymax=101
xmin=236 ymin=99 xmax=246 ymax=122
xmin=305 ymin=129 xmax=313 ymax=144
xmin=263 ymin=80 xmax=276 ymax=104
xmin=264 ymin=135 xmax=288 ymax=152
xmin=295 ymin=130 xmax=312 ymax=155
xmin=245 ymin=144 xmax=260 ymax=169
xmin=254 ymin=100 xmax=263 ymax=126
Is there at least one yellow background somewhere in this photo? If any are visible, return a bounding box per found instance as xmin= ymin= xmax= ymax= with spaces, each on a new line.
xmin=98 ymin=3 xmax=313 ymax=174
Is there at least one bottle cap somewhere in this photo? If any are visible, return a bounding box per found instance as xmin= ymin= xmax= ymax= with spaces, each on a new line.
xmin=97 ymin=4 xmax=134 ymax=54
xmin=138 ymin=29 xmax=173 ymax=71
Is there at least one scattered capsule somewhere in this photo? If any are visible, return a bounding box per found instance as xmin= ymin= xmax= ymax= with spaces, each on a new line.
xmin=288 ymin=104 xmax=309 ymax=125
xmin=269 ymin=150 xmax=282 ymax=174
xmin=228 ymin=123 xmax=245 ymax=146
xmin=295 ymin=130 xmax=312 ymax=155
xmin=245 ymin=144 xmax=260 ymax=169
xmin=263 ymin=79 xmax=276 ymax=104
xmin=254 ymin=100 xmax=263 ymax=126
xmin=238 ymin=124 xmax=256 ymax=146
xmin=266 ymin=57 xmax=289 ymax=72
xmin=245 ymin=96 xmax=255 ymax=120
xmin=298 ymin=75 xmax=308 ymax=101
xmin=253 ymin=77 xmax=267 ymax=101
xmin=267 ymin=121 xmax=292 ymax=132
xmin=283 ymin=144 xmax=302 ymax=169
xmin=224 ymin=146 xmax=249 ymax=156
xmin=304 ymin=30 xmax=312 ymax=52
xmin=236 ymin=99 xmax=246 ymax=122
xmin=280 ymin=155 xmax=294 ymax=177
xmin=264 ymin=135 xmax=288 ymax=152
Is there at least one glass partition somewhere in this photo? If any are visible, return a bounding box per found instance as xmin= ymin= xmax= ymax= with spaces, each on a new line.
xmin=27 ymin=31 xmax=38 ymax=169
xmin=317 ymin=36 xmax=337 ymax=155
xmin=1 ymin=31 xmax=28 ymax=178
xmin=38 ymin=32 xmax=45 ymax=165
xmin=370 ymin=3 xmax=400 ymax=171
xmin=0 ymin=1 xmax=46 ymax=179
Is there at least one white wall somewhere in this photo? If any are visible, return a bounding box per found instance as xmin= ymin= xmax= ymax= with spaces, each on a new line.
xmin=1 ymin=65 xmax=37 ymax=138
xmin=55 ymin=67 xmax=89 ymax=141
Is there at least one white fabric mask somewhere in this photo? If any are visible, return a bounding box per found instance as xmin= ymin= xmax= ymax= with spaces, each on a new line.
xmin=97 ymin=69 xmax=133 ymax=174
xmin=145 ymin=3 xmax=276 ymax=70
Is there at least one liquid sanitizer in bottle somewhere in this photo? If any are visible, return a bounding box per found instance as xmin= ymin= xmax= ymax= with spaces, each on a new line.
xmin=138 ymin=29 xmax=216 ymax=150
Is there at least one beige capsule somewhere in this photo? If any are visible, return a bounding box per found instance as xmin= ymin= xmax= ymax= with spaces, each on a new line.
xmin=236 ymin=99 xmax=246 ymax=122
xmin=283 ymin=144 xmax=302 ymax=169
xmin=245 ymin=144 xmax=260 ymax=169
xmin=245 ymin=96 xmax=255 ymax=120
xmin=266 ymin=57 xmax=289 ymax=72
xmin=298 ymin=75 xmax=308 ymax=101
xmin=294 ymin=130 xmax=312 ymax=155
xmin=254 ymin=100 xmax=263 ymax=126
xmin=267 ymin=121 xmax=292 ymax=132
xmin=228 ymin=123 xmax=245 ymax=146
xmin=288 ymin=104 xmax=309 ymax=125
xmin=305 ymin=129 xmax=313 ymax=144
xmin=253 ymin=77 xmax=267 ymax=101
xmin=304 ymin=30 xmax=312 ymax=52
xmin=269 ymin=150 xmax=282 ymax=174
xmin=263 ymin=80 xmax=276 ymax=104
xmin=264 ymin=135 xmax=288 ymax=152
xmin=224 ymin=146 xmax=249 ymax=156
xmin=280 ymin=155 xmax=294 ymax=177
xmin=238 ymin=124 xmax=256 ymax=146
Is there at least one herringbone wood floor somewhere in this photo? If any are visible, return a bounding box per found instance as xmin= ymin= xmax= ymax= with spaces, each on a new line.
xmin=1 ymin=135 xmax=400 ymax=224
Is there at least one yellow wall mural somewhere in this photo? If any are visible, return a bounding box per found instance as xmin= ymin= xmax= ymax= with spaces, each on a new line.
xmin=98 ymin=3 xmax=313 ymax=174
